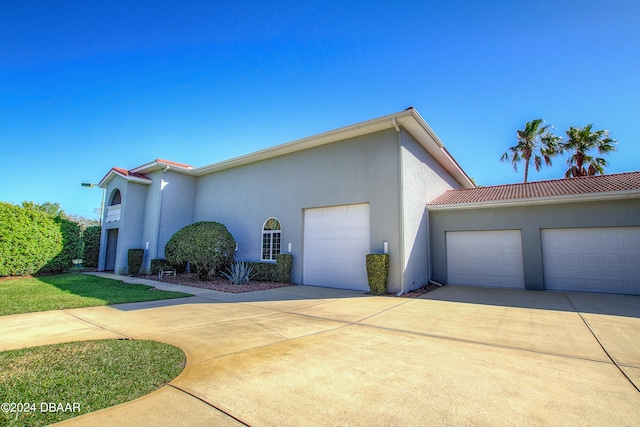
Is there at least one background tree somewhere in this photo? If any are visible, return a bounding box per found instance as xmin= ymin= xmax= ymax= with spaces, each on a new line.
xmin=501 ymin=119 xmax=563 ymax=182
xmin=562 ymin=124 xmax=617 ymax=177
xmin=67 ymin=213 xmax=100 ymax=229
xmin=21 ymin=201 xmax=65 ymax=217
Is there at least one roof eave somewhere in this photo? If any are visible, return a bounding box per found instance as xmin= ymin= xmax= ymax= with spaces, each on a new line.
xmin=190 ymin=108 xmax=474 ymax=188
xmin=427 ymin=189 xmax=640 ymax=210
xmin=130 ymin=159 xmax=194 ymax=175
xmin=396 ymin=111 xmax=475 ymax=188
xmin=98 ymin=169 xmax=152 ymax=188
xmin=192 ymin=109 xmax=416 ymax=176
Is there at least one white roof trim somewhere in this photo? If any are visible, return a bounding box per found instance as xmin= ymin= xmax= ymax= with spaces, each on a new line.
xmin=98 ymin=169 xmax=152 ymax=188
xmin=394 ymin=111 xmax=473 ymax=188
xmin=100 ymin=108 xmax=475 ymax=189
xmin=130 ymin=160 xmax=193 ymax=174
xmin=189 ymin=108 xmax=475 ymax=188
xmin=427 ymin=189 xmax=640 ymax=211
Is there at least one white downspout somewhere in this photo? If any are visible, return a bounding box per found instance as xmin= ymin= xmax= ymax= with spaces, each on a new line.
xmin=394 ymin=118 xmax=406 ymax=296
xmin=155 ymin=166 xmax=170 ymax=259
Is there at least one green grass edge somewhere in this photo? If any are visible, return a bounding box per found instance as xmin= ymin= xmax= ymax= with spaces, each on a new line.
xmin=0 ymin=273 xmax=193 ymax=316
xmin=0 ymin=339 xmax=186 ymax=427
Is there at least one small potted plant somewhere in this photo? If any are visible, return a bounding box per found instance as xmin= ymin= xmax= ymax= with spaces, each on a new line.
xmin=366 ymin=253 xmax=390 ymax=295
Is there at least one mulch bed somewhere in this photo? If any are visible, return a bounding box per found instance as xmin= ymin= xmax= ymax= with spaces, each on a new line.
xmin=366 ymin=283 xmax=442 ymax=298
xmin=137 ymin=273 xmax=295 ymax=294
xmin=139 ymin=273 xmax=442 ymax=297
xmin=399 ymin=283 xmax=442 ymax=298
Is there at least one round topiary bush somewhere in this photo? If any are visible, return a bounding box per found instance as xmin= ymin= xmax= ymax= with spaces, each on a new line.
xmin=164 ymin=222 xmax=236 ymax=280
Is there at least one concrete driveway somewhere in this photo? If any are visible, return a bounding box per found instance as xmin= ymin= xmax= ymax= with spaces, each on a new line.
xmin=2 ymin=275 xmax=640 ymax=426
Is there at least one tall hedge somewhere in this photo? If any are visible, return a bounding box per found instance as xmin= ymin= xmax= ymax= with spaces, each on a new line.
xmin=82 ymin=225 xmax=101 ymax=268
xmin=0 ymin=202 xmax=62 ymax=276
xmin=165 ymin=221 xmax=236 ymax=280
xmin=40 ymin=216 xmax=82 ymax=274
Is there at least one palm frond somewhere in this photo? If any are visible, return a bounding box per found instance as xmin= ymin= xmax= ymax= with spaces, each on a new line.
xmin=533 ymin=155 xmax=543 ymax=171
xmin=562 ymin=124 xmax=617 ymax=177
xmin=505 ymin=118 xmax=562 ymax=182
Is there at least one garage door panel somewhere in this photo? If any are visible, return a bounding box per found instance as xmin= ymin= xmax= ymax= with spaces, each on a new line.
xmin=542 ymin=227 xmax=640 ymax=295
xmin=304 ymin=260 xmax=365 ymax=276
xmin=625 ymin=239 xmax=640 ymax=251
xmin=306 ymin=241 xmax=369 ymax=253
xmin=446 ymin=230 xmax=525 ymax=289
xmin=605 ymin=268 xmax=625 ymax=279
xmin=603 ymin=254 xmax=621 ymax=264
xmin=582 ymin=254 xmax=602 ymax=265
xmin=303 ymin=204 xmax=370 ymax=291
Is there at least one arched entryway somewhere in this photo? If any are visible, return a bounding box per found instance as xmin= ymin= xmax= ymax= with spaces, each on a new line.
xmin=105 ymin=228 xmax=119 ymax=271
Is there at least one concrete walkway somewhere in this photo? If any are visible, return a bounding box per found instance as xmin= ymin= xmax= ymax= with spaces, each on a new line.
xmin=2 ymin=273 xmax=639 ymax=426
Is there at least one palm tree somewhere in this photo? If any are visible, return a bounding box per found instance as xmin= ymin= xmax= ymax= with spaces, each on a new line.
xmin=562 ymin=124 xmax=617 ymax=178
xmin=501 ymin=119 xmax=563 ymax=183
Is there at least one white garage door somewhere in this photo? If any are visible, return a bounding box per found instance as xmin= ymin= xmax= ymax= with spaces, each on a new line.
xmin=303 ymin=204 xmax=370 ymax=291
xmin=542 ymin=227 xmax=640 ymax=295
xmin=446 ymin=230 xmax=525 ymax=289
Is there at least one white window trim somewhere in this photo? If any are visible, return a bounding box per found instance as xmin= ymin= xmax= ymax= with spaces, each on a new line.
xmin=261 ymin=217 xmax=282 ymax=262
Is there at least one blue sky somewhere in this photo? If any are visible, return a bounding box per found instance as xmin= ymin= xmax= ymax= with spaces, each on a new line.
xmin=2 ymin=0 xmax=639 ymax=219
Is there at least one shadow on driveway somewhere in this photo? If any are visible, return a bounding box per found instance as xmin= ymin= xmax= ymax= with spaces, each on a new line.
xmin=422 ymin=285 xmax=640 ymax=318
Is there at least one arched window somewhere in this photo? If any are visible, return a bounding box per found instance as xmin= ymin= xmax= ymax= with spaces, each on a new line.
xmin=109 ymin=189 xmax=122 ymax=206
xmin=262 ymin=217 xmax=281 ymax=261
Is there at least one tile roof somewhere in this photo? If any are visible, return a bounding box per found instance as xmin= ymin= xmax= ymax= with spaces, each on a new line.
xmin=111 ymin=167 xmax=151 ymax=181
xmin=152 ymin=158 xmax=193 ymax=169
xmin=428 ymin=172 xmax=640 ymax=206
xmin=99 ymin=167 xmax=152 ymax=186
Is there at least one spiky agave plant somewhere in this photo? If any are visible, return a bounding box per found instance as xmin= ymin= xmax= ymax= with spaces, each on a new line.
xmin=221 ymin=261 xmax=257 ymax=285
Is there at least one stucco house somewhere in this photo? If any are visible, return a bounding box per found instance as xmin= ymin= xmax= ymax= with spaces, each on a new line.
xmin=96 ymin=108 xmax=640 ymax=295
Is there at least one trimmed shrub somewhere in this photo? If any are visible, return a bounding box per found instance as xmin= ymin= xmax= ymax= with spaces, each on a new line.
xmin=82 ymin=226 xmax=101 ymax=268
xmin=247 ymin=262 xmax=275 ymax=281
xmin=247 ymin=254 xmax=293 ymax=283
xmin=128 ymin=249 xmax=144 ymax=275
xmin=366 ymin=254 xmax=390 ymax=295
xmin=165 ymin=222 xmax=236 ymax=280
xmin=274 ymin=254 xmax=293 ymax=283
xmin=0 ymin=202 xmax=62 ymax=276
xmin=150 ymin=259 xmax=172 ymax=275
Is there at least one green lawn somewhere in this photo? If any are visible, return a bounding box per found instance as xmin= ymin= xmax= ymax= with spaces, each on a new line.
xmin=0 ymin=274 xmax=192 ymax=316
xmin=0 ymin=339 xmax=185 ymax=427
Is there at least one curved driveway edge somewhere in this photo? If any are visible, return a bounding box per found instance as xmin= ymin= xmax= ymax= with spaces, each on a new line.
xmin=1 ymin=274 xmax=639 ymax=426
